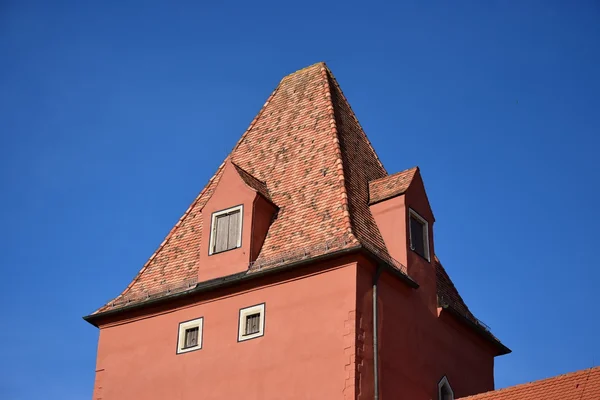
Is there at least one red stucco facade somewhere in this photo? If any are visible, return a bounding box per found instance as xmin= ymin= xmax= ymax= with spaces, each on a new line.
xmin=86 ymin=63 xmax=509 ymax=399
xmin=93 ymin=258 xmax=360 ymax=399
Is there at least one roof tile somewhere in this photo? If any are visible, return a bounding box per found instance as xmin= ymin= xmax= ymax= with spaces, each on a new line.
xmin=459 ymin=366 xmax=600 ymax=400
xmin=94 ymin=62 xmax=489 ymax=344
xmin=232 ymin=162 xmax=272 ymax=201
xmin=369 ymin=167 xmax=417 ymax=204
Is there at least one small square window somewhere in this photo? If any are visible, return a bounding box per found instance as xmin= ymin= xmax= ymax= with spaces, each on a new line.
xmin=183 ymin=327 xmax=199 ymax=349
xmin=238 ymin=303 xmax=265 ymax=342
xmin=244 ymin=313 xmax=261 ymax=336
xmin=409 ymin=208 xmax=430 ymax=261
xmin=177 ymin=317 xmax=203 ymax=354
xmin=209 ymin=205 xmax=243 ymax=255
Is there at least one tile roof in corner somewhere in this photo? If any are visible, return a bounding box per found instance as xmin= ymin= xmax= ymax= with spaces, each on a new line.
xmin=459 ymin=366 xmax=600 ymax=400
xmin=369 ymin=166 xmax=418 ymax=204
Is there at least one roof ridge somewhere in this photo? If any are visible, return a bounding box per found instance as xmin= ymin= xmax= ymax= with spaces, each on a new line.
xmin=460 ymin=365 xmax=600 ymax=399
xmin=320 ymin=64 xmax=357 ymax=242
xmin=371 ymin=166 xmax=418 ymax=185
xmin=282 ymin=62 xmax=326 ymax=80
xmin=323 ymin=64 xmax=387 ymax=175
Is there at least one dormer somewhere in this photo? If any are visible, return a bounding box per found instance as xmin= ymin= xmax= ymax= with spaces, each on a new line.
xmin=198 ymin=160 xmax=277 ymax=282
xmin=369 ymin=167 xmax=437 ymax=310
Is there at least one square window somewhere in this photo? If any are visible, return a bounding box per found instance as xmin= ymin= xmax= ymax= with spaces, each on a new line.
xmin=183 ymin=327 xmax=199 ymax=349
xmin=409 ymin=209 xmax=430 ymax=261
xmin=238 ymin=303 xmax=265 ymax=342
xmin=244 ymin=313 xmax=261 ymax=336
xmin=209 ymin=205 xmax=243 ymax=255
xmin=177 ymin=317 xmax=203 ymax=354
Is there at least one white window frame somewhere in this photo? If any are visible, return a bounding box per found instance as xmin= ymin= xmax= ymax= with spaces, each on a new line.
xmin=176 ymin=317 xmax=203 ymax=354
xmin=438 ymin=376 xmax=454 ymax=400
xmin=208 ymin=205 xmax=243 ymax=255
xmin=238 ymin=303 xmax=265 ymax=342
xmin=408 ymin=208 xmax=430 ymax=262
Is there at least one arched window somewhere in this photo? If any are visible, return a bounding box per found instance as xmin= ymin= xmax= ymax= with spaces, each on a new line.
xmin=438 ymin=376 xmax=454 ymax=400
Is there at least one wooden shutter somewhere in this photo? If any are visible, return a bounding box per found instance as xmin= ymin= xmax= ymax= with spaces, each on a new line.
xmin=245 ymin=313 xmax=260 ymax=335
xmin=227 ymin=210 xmax=241 ymax=250
xmin=185 ymin=327 xmax=199 ymax=348
xmin=214 ymin=214 xmax=230 ymax=253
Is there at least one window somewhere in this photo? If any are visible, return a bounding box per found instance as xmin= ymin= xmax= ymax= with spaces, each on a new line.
xmin=209 ymin=205 xmax=243 ymax=255
xmin=238 ymin=303 xmax=265 ymax=341
xmin=177 ymin=317 xmax=203 ymax=354
xmin=183 ymin=327 xmax=199 ymax=349
xmin=409 ymin=208 xmax=430 ymax=261
xmin=438 ymin=376 xmax=454 ymax=400
xmin=245 ymin=313 xmax=261 ymax=335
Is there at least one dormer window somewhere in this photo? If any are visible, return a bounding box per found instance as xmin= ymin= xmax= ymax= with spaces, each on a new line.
xmin=409 ymin=208 xmax=430 ymax=261
xmin=438 ymin=376 xmax=454 ymax=400
xmin=209 ymin=205 xmax=243 ymax=255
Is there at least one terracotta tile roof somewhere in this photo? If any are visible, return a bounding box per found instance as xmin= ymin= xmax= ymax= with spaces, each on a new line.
xmin=232 ymin=162 xmax=271 ymax=201
xmin=369 ymin=167 xmax=418 ymax=204
xmin=459 ymin=366 xmax=600 ymax=400
xmin=92 ymin=62 xmax=485 ymax=339
xmin=435 ymin=255 xmax=476 ymax=322
xmin=95 ymin=62 xmax=391 ymax=312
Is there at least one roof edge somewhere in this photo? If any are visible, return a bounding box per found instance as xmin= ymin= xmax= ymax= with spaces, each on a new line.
xmin=459 ymin=365 xmax=600 ymax=399
xmin=441 ymin=305 xmax=511 ymax=356
xmin=321 ymin=64 xmax=357 ymax=242
xmin=324 ymin=64 xmax=387 ymax=174
xmin=98 ymin=160 xmax=227 ymax=313
xmin=85 ymin=245 xmax=363 ymax=327
xmin=84 ymin=244 xmax=418 ymax=327
xmin=368 ymin=166 xmax=418 ymax=205
xmin=96 ymin=70 xmax=287 ymax=314
xmin=231 ymin=161 xmax=274 ymax=204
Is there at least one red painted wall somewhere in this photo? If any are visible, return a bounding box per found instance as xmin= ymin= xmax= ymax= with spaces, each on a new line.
xmin=375 ymin=270 xmax=495 ymax=399
xmin=367 ymin=168 xmax=498 ymax=399
xmin=91 ymin=168 xmax=501 ymax=399
xmin=93 ymin=259 xmax=359 ymax=400
xmin=198 ymin=161 xmax=275 ymax=282
xmin=250 ymin=195 xmax=277 ymax=262
xmin=370 ymin=171 xmax=438 ymax=315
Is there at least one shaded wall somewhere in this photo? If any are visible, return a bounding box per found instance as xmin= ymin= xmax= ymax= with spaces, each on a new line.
xmin=376 ymin=271 xmax=495 ymax=399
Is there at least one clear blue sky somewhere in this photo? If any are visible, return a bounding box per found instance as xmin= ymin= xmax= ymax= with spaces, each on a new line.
xmin=1 ymin=1 xmax=598 ymax=398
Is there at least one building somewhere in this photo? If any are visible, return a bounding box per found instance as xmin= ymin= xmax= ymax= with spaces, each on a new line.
xmin=84 ymin=62 xmax=512 ymax=399
xmin=460 ymin=366 xmax=600 ymax=400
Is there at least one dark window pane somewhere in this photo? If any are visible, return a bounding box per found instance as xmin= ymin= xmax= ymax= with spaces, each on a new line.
xmin=184 ymin=327 xmax=199 ymax=348
xmin=244 ymin=313 xmax=261 ymax=335
xmin=410 ymin=216 xmax=426 ymax=258
xmin=441 ymin=385 xmax=453 ymax=400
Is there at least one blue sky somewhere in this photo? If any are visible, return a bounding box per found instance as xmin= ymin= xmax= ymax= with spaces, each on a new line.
xmin=1 ymin=1 xmax=599 ymax=398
